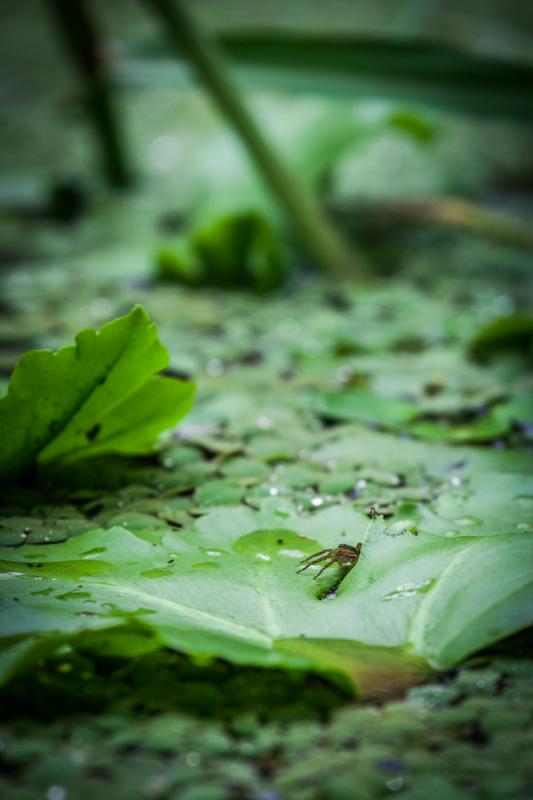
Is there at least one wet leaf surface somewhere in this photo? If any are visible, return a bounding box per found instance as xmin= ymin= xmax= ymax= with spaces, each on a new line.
xmin=1 ymin=4 xmax=533 ymax=795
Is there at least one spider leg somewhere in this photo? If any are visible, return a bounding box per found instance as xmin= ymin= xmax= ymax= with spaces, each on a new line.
xmin=313 ymin=558 xmax=336 ymax=580
xmin=298 ymin=549 xmax=331 ymax=565
xmin=297 ymin=552 xmax=333 ymax=574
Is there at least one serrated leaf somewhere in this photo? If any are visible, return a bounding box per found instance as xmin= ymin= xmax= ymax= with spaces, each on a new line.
xmin=0 ymin=307 xmax=195 ymax=480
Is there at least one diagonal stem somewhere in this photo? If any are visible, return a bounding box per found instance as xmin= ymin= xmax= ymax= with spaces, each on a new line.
xmin=141 ymin=0 xmax=360 ymax=279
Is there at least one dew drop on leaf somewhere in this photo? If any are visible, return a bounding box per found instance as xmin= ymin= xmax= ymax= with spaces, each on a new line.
xmin=383 ymin=580 xmax=433 ymax=601
xmin=452 ymin=516 xmax=482 ymax=527
xmin=140 ymin=568 xmax=173 ymax=578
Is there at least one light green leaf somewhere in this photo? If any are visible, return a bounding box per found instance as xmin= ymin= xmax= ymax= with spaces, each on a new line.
xmin=415 ymin=472 xmax=533 ymax=537
xmin=0 ymin=307 xmax=195 ymax=480
xmin=157 ymin=210 xmax=287 ymax=292
xmin=410 ymin=535 xmax=533 ymax=667
xmin=1 ymin=500 xmax=530 ymax=694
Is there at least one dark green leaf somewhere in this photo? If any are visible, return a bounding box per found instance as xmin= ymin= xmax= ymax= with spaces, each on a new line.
xmin=219 ymin=34 xmax=533 ymax=122
xmin=469 ymin=315 xmax=533 ymax=362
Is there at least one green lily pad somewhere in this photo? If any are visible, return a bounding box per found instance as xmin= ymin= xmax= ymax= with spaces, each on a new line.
xmin=311 ymin=389 xmax=416 ymax=427
xmin=1 ymin=498 xmax=531 ymax=695
xmin=416 ymin=472 xmax=533 ymax=537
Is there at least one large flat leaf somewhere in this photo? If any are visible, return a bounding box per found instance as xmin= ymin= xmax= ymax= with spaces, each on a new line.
xmin=414 ymin=472 xmax=533 ymax=537
xmin=126 ymin=33 xmax=533 ymax=122
xmin=1 ymin=496 xmax=531 ymax=696
xmin=311 ymin=388 xmax=416 ymax=427
xmin=219 ymin=34 xmax=533 ymax=122
xmin=0 ymin=307 xmax=195 ymax=480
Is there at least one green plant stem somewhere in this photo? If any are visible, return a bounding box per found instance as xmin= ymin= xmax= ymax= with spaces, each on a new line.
xmin=347 ymin=197 xmax=533 ymax=251
xmin=141 ymin=0 xmax=360 ymax=279
xmin=47 ymin=0 xmax=132 ymax=189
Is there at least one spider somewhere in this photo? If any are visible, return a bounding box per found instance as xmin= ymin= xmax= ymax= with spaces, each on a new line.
xmin=297 ymin=542 xmax=362 ymax=580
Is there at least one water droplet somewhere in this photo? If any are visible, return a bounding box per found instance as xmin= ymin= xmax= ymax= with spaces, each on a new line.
xmin=516 ymin=523 xmax=532 ymax=531
xmin=185 ymin=752 xmax=201 ymax=767
xmin=205 ymin=358 xmax=224 ymax=377
xmin=47 ymin=787 xmax=67 ymax=800
xmin=269 ymin=487 xmax=279 ymax=496
xmin=386 ymin=777 xmax=404 ymax=792
xmin=80 ymin=547 xmax=107 ymax=558
xmin=310 ymin=496 xmax=324 ymax=508
xmin=450 ymin=475 xmax=462 ymax=487
xmin=163 ymin=457 xmax=174 ymax=469
xmin=385 ymin=519 xmax=418 ymax=537
xmin=140 ymin=568 xmax=173 ymax=579
xmin=453 ymin=516 xmax=482 ymax=527
xmin=356 ymin=479 xmax=367 ymax=489
xmin=69 ymin=749 xmax=87 ymax=765
xmin=205 ymin=549 xmax=223 ymax=557
xmin=256 ymin=553 xmax=271 ymax=562
xmin=56 ymin=590 xmax=92 ymax=601
xmin=383 ymin=579 xmax=433 ymax=601
xmin=279 ymin=548 xmax=303 ymax=559
xmin=89 ymin=297 xmax=113 ymax=321
xmin=335 ymin=365 xmax=353 ymax=384
xmin=257 ymin=416 xmax=273 ymax=430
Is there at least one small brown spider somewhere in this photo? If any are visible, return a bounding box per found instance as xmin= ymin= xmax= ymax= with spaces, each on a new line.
xmin=297 ymin=542 xmax=362 ymax=580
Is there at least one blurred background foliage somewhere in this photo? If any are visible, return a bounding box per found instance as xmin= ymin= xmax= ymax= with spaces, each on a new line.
xmin=1 ymin=0 xmax=533 ymax=291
